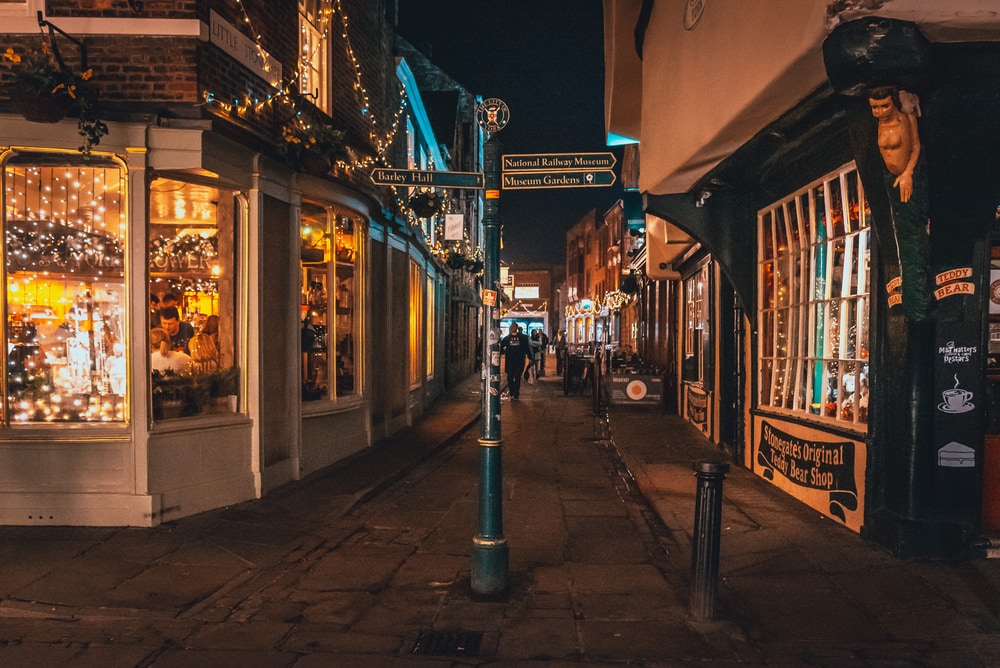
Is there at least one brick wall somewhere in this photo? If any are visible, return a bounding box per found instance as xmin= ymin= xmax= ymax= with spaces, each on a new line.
xmin=46 ymin=0 xmax=196 ymax=19
xmin=5 ymin=0 xmax=406 ymax=193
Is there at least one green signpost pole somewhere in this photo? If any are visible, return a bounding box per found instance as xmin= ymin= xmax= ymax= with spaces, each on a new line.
xmin=472 ymin=117 xmax=509 ymax=597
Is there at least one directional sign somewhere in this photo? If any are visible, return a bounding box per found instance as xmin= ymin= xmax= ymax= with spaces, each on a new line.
xmin=502 ymin=170 xmax=616 ymax=190
xmin=370 ymin=168 xmax=484 ymax=189
xmin=502 ymin=152 xmax=617 ymax=172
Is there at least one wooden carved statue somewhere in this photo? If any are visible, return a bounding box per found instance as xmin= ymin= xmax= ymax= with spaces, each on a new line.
xmin=869 ymin=86 xmax=930 ymax=321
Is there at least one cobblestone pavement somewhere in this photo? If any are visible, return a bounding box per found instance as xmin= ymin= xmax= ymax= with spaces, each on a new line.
xmin=0 ymin=364 xmax=999 ymax=666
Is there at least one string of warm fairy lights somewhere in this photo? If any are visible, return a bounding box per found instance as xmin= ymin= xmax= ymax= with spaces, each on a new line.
xmin=203 ymin=0 xmax=408 ymax=173
xmin=199 ymin=3 xmax=463 ymax=262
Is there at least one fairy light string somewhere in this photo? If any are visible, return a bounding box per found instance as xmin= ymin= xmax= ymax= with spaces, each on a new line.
xmin=203 ymin=0 xmax=407 ymax=172
xmin=205 ymin=2 xmax=462 ymax=260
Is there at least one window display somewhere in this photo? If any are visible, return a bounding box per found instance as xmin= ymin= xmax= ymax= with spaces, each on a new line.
xmin=300 ymin=201 xmax=359 ymax=401
xmin=758 ymin=165 xmax=870 ymax=427
xmin=149 ymin=178 xmax=239 ymax=419
xmin=408 ymin=259 xmax=423 ymax=386
xmin=683 ymin=263 xmax=709 ymax=384
xmin=3 ymin=155 xmax=126 ymax=423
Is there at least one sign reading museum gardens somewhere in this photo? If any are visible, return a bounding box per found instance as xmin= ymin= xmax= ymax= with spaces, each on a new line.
xmin=501 ymin=152 xmax=617 ymax=190
xmin=369 ymin=152 xmax=617 ymax=192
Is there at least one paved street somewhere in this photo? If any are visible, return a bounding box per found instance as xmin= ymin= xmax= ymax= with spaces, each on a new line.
xmin=1 ymin=361 xmax=1000 ymax=666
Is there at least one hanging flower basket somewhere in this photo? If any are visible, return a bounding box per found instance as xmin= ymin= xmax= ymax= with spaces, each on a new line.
xmin=12 ymin=93 xmax=73 ymax=123
xmin=300 ymin=152 xmax=334 ymax=176
xmin=279 ymin=118 xmax=348 ymax=175
xmin=409 ymin=191 xmax=444 ymax=218
xmin=4 ymin=45 xmax=108 ymax=155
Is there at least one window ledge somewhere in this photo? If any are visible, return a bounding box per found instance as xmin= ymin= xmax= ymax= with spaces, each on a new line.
xmin=150 ymin=412 xmax=251 ymax=434
xmin=302 ymin=395 xmax=364 ymax=417
xmin=753 ymin=406 xmax=868 ymax=440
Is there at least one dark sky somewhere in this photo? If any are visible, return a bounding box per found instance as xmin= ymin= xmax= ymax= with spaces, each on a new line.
xmin=396 ymin=0 xmax=622 ymax=268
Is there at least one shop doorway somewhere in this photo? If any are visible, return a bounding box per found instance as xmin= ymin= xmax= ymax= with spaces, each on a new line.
xmin=984 ymin=244 xmax=1000 ymax=531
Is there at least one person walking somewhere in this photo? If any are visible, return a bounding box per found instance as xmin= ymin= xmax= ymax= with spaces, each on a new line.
xmin=538 ymin=330 xmax=550 ymax=376
xmin=528 ymin=329 xmax=543 ymax=383
xmin=500 ymin=323 xmax=530 ymax=400
xmin=555 ymin=330 xmax=568 ymax=376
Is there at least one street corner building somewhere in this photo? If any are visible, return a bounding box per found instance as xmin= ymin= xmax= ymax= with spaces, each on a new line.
xmin=0 ymin=1 xmax=484 ymax=526
xmin=604 ymin=0 xmax=1000 ymax=558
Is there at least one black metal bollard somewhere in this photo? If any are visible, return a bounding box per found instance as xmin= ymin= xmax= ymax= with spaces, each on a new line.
xmin=689 ymin=460 xmax=729 ymax=621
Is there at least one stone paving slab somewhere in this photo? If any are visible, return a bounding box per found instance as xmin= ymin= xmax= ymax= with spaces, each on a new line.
xmin=1 ymin=366 xmax=1000 ymax=666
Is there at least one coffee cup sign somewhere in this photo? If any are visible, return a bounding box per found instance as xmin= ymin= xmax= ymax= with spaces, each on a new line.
xmin=938 ymin=374 xmax=974 ymax=414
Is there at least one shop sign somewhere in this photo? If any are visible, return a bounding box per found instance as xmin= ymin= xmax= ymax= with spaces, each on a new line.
xmin=7 ymin=227 xmax=124 ymax=277
xmin=932 ymin=322 xmax=982 ymax=518
xmin=757 ymin=420 xmax=858 ymax=524
xmin=886 ymin=276 xmax=903 ymax=308
xmin=934 ymin=266 xmax=975 ymax=301
xmin=607 ymin=374 xmax=662 ymax=405
xmin=686 ymin=384 xmax=708 ymax=426
xmin=209 ymin=11 xmax=282 ymax=88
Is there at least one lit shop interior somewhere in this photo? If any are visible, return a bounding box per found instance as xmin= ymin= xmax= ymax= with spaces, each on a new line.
xmin=4 ymin=155 xmax=126 ymax=423
xmin=299 ymin=200 xmax=359 ymax=403
xmin=148 ymin=177 xmax=238 ymax=419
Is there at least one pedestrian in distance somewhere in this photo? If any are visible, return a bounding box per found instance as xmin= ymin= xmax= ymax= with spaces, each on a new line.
xmin=527 ymin=329 xmax=543 ymax=384
xmin=555 ymin=330 xmax=568 ymax=376
xmin=538 ymin=329 xmax=550 ymax=377
xmin=499 ymin=323 xmax=530 ymax=399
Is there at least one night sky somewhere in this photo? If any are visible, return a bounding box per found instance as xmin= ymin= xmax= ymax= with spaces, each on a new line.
xmin=396 ymin=0 xmax=622 ymax=268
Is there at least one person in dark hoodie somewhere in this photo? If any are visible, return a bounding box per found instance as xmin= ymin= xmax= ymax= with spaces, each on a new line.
xmin=499 ymin=323 xmax=530 ymax=400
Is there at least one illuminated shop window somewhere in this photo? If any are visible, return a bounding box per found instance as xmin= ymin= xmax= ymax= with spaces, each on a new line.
xmin=299 ymin=0 xmax=330 ymax=114
xmin=758 ymin=164 xmax=870 ymax=427
xmin=300 ymin=201 xmax=360 ymax=401
xmin=2 ymin=154 xmax=126 ymax=423
xmin=149 ymin=178 xmax=240 ymax=419
xmin=683 ymin=263 xmax=710 ymax=384
xmin=409 ymin=259 xmax=423 ymax=387
xmin=426 ymin=274 xmax=435 ymax=379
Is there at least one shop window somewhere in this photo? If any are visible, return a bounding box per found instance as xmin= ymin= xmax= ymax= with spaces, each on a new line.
xmin=149 ymin=178 xmax=240 ymax=419
xmin=409 ymin=259 xmax=423 ymax=387
xmin=300 ymin=201 xmax=360 ymax=401
xmin=683 ymin=263 xmax=710 ymax=385
xmin=299 ymin=0 xmax=330 ymax=115
xmin=425 ymin=274 xmax=435 ymax=379
xmin=3 ymin=154 xmax=126 ymax=423
xmin=758 ymin=165 xmax=870 ymax=427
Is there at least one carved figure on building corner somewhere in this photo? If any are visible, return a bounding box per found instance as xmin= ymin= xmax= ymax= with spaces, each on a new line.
xmin=869 ymin=85 xmax=930 ymax=322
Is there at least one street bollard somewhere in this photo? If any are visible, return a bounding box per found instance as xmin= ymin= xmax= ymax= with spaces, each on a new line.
xmin=689 ymin=460 xmax=729 ymax=621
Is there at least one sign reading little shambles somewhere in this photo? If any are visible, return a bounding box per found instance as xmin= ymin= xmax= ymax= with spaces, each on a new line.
xmin=209 ymin=10 xmax=282 ymax=88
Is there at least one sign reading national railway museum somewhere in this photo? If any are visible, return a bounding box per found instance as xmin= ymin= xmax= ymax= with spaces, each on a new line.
xmin=502 ymin=152 xmax=617 ymax=172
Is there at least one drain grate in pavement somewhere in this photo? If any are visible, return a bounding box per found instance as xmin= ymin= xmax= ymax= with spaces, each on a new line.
xmin=411 ymin=629 xmax=483 ymax=656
